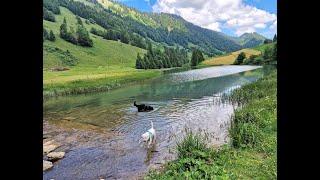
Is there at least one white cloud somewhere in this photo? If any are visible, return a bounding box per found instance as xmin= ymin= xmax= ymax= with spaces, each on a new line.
xmin=152 ymin=0 xmax=277 ymax=37
xmin=270 ymin=20 xmax=277 ymax=30
xmin=204 ymin=22 xmax=221 ymax=32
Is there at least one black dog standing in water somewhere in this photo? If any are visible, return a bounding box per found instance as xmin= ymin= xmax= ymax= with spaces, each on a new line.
xmin=134 ymin=101 xmax=154 ymax=112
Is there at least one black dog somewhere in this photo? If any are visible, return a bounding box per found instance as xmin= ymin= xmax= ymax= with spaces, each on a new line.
xmin=134 ymin=101 xmax=154 ymax=112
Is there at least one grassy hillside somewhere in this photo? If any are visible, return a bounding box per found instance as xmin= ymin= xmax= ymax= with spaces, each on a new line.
xmin=43 ymin=7 xmax=162 ymax=97
xmin=202 ymin=49 xmax=261 ymax=66
xmin=54 ymin=0 xmax=242 ymax=54
xmin=43 ymin=7 xmax=146 ymax=68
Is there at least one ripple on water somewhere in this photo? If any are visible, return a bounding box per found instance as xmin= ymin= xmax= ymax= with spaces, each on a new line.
xmin=44 ymin=66 xmax=267 ymax=179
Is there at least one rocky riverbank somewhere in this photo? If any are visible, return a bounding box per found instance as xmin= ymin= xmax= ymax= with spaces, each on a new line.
xmin=43 ymin=140 xmax=65 ymax=171
xmin=43 ymin=119 xmax=118 ymax=172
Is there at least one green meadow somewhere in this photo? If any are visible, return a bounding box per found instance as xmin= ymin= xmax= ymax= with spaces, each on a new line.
xmin=43 ymin=7 xmax=163 ymax=97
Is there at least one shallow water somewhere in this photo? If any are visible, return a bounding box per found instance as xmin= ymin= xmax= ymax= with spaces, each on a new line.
xmin=43 ymin=65 xmax=268 ymax=179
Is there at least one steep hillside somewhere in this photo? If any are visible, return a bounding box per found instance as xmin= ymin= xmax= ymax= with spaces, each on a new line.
xmin=43 ymin=6 xmax=146 ymax=69
xmin=54 ymin=0 xmax=242 ymax=55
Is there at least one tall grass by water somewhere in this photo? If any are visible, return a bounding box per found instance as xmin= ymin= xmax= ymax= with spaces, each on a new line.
xmin=43 ymin=68 xmax=161 ymax=98
xmin=146 ymin=69 xmax=277 ymax=179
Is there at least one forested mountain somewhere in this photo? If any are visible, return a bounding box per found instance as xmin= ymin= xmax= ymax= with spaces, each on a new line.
xmin=44 ymin=0 xmax=266 ymax=56
xmin=236 ymin=32 xmax=267 ymax=48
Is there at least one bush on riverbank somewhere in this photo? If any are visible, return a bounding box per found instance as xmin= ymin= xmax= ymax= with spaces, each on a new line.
xmin=146 ymin=69 xmax=277 ymax=179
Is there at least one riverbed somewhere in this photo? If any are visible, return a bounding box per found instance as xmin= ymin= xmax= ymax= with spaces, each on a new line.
xmin=43 ymin=65 xmax=268 ymax=179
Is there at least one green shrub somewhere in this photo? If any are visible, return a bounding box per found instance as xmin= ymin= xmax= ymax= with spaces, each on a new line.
xmin=177 ymin=130 xmax=208 ymax=159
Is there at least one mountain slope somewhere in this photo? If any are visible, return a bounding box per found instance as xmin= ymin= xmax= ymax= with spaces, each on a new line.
xmin=96 ymin=0 xmax=267 ymax=51
xmin=56 ymin=0 xmax=242 ymax=55
xmin=238 ymin=32 xmax=267 ymax=48
xmin=43 ymin=7 xmax=146 ymax=68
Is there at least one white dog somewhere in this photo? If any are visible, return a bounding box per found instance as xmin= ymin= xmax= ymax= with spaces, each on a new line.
xmin=140 ymin=121 xmax=156 ymax=148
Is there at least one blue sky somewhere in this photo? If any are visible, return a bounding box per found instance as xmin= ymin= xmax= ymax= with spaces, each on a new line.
xmin=116 ymin=0 xmax=277 ymax=38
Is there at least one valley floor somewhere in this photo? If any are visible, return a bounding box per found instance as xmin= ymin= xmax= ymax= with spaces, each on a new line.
xmin=146 ymin=69 xmax=277 ymax=179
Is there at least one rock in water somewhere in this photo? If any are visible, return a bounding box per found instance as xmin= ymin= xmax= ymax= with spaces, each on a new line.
xmin=47 ymin=152 xmax=65 ymax=161
xmin=43 ymin=144 xmax=59 ymax=154
xmin=43 ymin=160 xmax=53 ymax=171
xmin=43 ymin=140 xmax=60 ymax=154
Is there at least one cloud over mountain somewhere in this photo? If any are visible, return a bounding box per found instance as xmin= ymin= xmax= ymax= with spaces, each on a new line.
xmin=152 ymin=0 xmax=276 ymax=36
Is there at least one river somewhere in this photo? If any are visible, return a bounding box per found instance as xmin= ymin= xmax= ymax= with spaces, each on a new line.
xmin=43 ymin=65 xmax=270 ymax=179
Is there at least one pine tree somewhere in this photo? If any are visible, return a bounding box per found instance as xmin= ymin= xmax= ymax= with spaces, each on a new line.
xmin=191 ymin=50 xmax=198 ymax=66
xmin=234 ymin=52 xmax=246 ymax=65
xmin=76 ymin=20 xmax=93 ymax=47
xmin=120 ymin=32 xmax=129 ymax=44
xmin=60 ymin=18 xmax=68 ymax=39
xmin=147 ymin=41 xmax=153 ymax=57
xmin=273 ymin=34 xmax=277 ymax=42
xmin=190 ymin=49 xmax=204 ymax=66
xmin=197 ymin=50 xmax=204 ymax=63
xmin=43 ymin=28 xmax=49 ymax=41
xmin=136 ymin=53 xmax=142 ymax=69
xmin=48 ymin=30 xmax=55 ymax=41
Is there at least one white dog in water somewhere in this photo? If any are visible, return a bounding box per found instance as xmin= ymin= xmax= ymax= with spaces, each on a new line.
xmin=140 ymin=121 xmax=156 ymax=148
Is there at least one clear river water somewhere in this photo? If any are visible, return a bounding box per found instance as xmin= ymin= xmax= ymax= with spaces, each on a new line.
xmin=43 ymin=65 xmax=271 ymax=179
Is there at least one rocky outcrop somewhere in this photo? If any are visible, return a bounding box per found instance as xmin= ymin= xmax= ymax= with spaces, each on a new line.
xmin=43 ymin=140 xmax=65 ymax=171
xmin=47 ymin=152 xmax=65 ymax=161
xmin=43 ymin=140 xmax=60 ymax=154
xmin=43 ymin=160 xmax=53 ymax=171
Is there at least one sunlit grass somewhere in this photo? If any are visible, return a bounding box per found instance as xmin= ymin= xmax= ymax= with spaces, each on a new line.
xmin=202 ymin=49 xmax=261 ymax=66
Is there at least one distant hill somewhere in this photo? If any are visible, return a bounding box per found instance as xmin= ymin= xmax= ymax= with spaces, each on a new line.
xmin=235 ymin=32 xmax=267 ymax=48
xmin=240 ymin=32 xmax=267 ymax=47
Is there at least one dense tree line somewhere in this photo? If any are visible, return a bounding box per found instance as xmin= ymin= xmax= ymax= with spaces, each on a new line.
xmin=136 ymin=43 xmax=189 ymax=69
xmin=43 ymin=8 xmax=56 ymax=22
xmin=190 ymin=49 xmax=205 ymax=66
xmin=53 ymin=0 xmax=242 ymax=55
xmin=60 ymin=17 xmax=93 ymax=47
xmin=263 ymin=39 xmax=273 ymax=44
xmin=242 ymin=43 xmax=277 ymax=65
xmin=90 ymin=27 xmax=146 ymax=49
xmin=43 ymin=0 xmax=61 ymax=14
